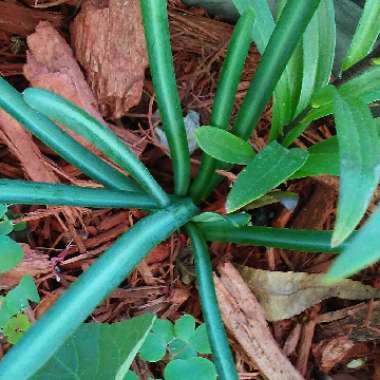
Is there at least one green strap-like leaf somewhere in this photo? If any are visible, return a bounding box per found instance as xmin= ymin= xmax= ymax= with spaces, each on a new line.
xmin=226 ymin=141 xmax=308 ymax=213
xmin=331 ymin=91 xmax=380 ymax=247
xmin=22 ymin=88 xmax=170 ymax=208
xmin=0 ymin=199 xmax=198 ymax=379
xmin=185 ymin=223 xmax=238 ymax=380
xmin=342 ymin=0 xmax=380 ymax=71
xmin=0 ymin=77 xmax=136 ymax=192
xmin=232 ymin=0 xmax=322 ymax=141
xmin=325 ymin=203 xmax=380 ymax=282
xmin=31 ymin=315 xmax=156 ymax=380
xmin=189 ymin=9 xmax=255 ymax=202
xmin=195 ymin=127 xmax=255 ymax=164
xmin=271 ymin=0 xmax=336 ymax=140
xmin=140 ymin=0 xmax=190 ymax=196
xmin=0 ymin=180 xmax=160 ymax=210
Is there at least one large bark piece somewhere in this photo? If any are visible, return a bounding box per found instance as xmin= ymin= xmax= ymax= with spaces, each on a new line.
xmin=70 ymin=0 xmax=148 ymax=118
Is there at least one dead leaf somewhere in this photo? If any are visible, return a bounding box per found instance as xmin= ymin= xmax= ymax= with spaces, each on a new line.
xmin=70 ymin=0 xmax=148 ymax=118
xmin=214 ymin=263 xmax=305 ymax=380
xmin=239 ymin=267 xmax=380 ymax=321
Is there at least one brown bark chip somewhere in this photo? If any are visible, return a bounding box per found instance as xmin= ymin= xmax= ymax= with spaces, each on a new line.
xmin=70 ymin=0 xmax=148 ymax=118
xmin=214 ymin=262 xmax=305 ymax=380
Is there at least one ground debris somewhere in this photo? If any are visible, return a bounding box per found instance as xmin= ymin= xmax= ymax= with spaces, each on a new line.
xmin=70 ymin=0 xmax=148 ymax=119
xmin=214 ymin=262 xmax=304 ymax=380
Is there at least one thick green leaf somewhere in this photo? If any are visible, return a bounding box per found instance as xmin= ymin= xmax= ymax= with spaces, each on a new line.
xmin=0 ymin=205 xmax=7 ymax=218
xmin=195 ymin=127 xmax=255 ymax=164
xmin=174 ymin=314 xmax=196 ymax=341
xmin=331 ymin=92 xmax=380 ymax=247
xmin=0 ymin=219 xmax=13 ymax=235
xmin=0 ymin=235 xmax=23 ymax=272
xmin=226 ymin=141 xmax=308 ymax=213
xmin=291 ymin=136 xmax=340 ymax=179
xmin=125 ymin=371 xmax=139 ymax=380
xmin=283 ymin=65 xmax=380 ymax=146
xmin=31 ymin=314 xmax=156 ymax=380
xmin=342 ymin=0 xmax=380 ymax=71
xmin=164 ymin=358 xmax=217 ymax=380
xmin=325 ymin=204 xmax=380 ymax=282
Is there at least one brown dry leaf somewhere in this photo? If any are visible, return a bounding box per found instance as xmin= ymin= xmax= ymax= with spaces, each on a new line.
xmin=239 ymin=267 xmax=380 ymax=321
xmin=313 ymin=337 xmax=355 ymax=373
xmin=0 ymin=1 xmax=63 ymax=36
xmin=70 ymin=0 xmax=148 ymax=118
xmin=214 ymin=263 xmax=305 ymax=380
xmin=0 ymin=244 xmax=50 ymax=289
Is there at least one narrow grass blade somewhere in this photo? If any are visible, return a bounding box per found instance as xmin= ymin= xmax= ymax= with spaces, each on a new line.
xmin=342 ymin=0 xmax=380 ymax=71
xmin=233 ymin=0 xmax=322 ymax=140
xmin=140 ymin=0 xmax=190 ymax=196
xmin=331 ymin=91 xmax=380 ymax=247
xmin=0 ymin=180 xmax=159 ymax=210
xmin=326 ymin=204 xmax=380 ymax=282
xmin=195 ymin=127 xmax=255 ymax=164
xmin=23 ymin=88 xmax=170 ymax=207
xmin=186 ymin=223 xmax=239 ymax=380
xmin=0 ymin=77 xmax=136 ymax=192
xmin=226 ymin=141 xmax=308 ymax=213
xmin=0 ymin=199 xmax=198 ymax=380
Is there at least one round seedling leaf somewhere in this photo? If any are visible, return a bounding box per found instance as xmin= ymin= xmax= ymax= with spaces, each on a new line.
xmin=125 ymin=371 xmax=139 ymax=380
xmin=174 ymin=314 xmax=196 ymax=342
xmin=3 ymin=313 xmax=31 ymax=344
xmin=188 ymin=324 xmax=211 ymax=354
xmin=195 ymin=126 xmax=255 ymax=164
xmin=0 ymin=235 xmax=24 ymax=272
xmin=168 ymin=338 xmax=197 ymax=360
xmin=164 ymin=358 xmax=217 ymax=380
xmin=152 ymin=318 xmax=174 ymax=343
xmin=139 ymin=332 xmax=167 ymax=362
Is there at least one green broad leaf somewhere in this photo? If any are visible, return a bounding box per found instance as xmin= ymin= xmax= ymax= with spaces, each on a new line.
xmin=283 ymin=65 xmax=380 ymax=146
xmin=195 ymin=127 xmax=255 ymax=164
xmin=0 ymin=234 xmax=24 ymax=272
xmin=188 ymin=324 xmax=212 ymax=354
xmin=4 ymin=275 xmax=39 ymax=315
xmin=342 ymin=0 xmax=380 ymax=71
xmin=291 ymin=136 xmax=340 ymax=179
xmin=31 ymin=314 xmax=156 ymax=380
xmin=0 ymin=219 xmax=13 ymax=235
xmin=331 ymin=92 xmax=380 ymax=247
xmin=3 ymin=313 xmax=31 ymax=344
xmin=174 ymin=314 xmax=196 ymax=341
xmin=152 ymin=319 xmax=174 ymax=343
xmin=325 ymin=204 xmax=380 ymax=282
xmin=168 ymin=338 xmax=197 ymax=360
xmin=226 ymin=141 xmax=308 ymax=213
xmin=164 ymin=358 xmax=217 ymax=380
